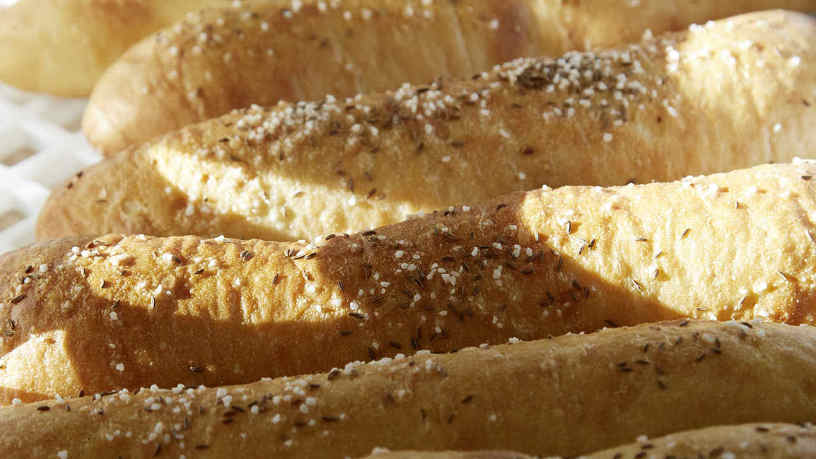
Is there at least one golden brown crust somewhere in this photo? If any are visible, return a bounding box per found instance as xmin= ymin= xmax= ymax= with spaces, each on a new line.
xmin=50 ymin=10 xmax=816 ymax=242
xmin=13 ymin=161 xmax=816 ymax=403
xmin=587 ymin=423 xmax=816 ymax=458
xmin=81 ymin=1 xmax=816 ymax=154
xmin=532 ymin=0 xmax=816 ymax=52
xmin=0 ymin=0 xmax=231 ymax=97
xmin=364 ymin=424 xmax=816 ymax=458
xmin=3 ymin=321 xmax=816 ymax=457
xmin=82 ymin=0 xmax=548 ymax=153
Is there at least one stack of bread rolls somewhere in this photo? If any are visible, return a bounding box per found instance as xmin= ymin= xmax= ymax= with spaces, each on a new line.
xmin=2 ymin=1 xmax=816 ymax=457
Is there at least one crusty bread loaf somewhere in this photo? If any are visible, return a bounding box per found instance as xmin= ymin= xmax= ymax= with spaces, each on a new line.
xmin=3 ymin=321 xmax=816 ymax=458
xmin=0 ymin=0 xmax=232 ymax=97
xmin=49 ymin=10 xmax=816 ymax=242
xmin=11 ymin=161 xmax=816 ymax=403
xmin=365 ymin=423 xmax=816 ymax=458
xmin=81 ymin=1 xmax=816 ymax=154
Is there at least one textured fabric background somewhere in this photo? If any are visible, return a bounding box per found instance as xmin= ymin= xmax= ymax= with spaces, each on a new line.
xmin=0 ymin=80 xmax=99 ymax=252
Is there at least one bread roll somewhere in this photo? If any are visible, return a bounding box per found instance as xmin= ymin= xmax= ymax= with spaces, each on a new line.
xmin=49 ymin=10 xmax=816 ymax=242
xmin=0 ymin=0 xmax=231 ymax=97
xmin=81 ymin=1 xmax=816 ymax=154
xmin=3 ymin=321 xmax=816 ymax=457
xmin=11 ymin=161 xmax=816 ymax=403
xmin=364 ymin=423 xmax=816 ymax=458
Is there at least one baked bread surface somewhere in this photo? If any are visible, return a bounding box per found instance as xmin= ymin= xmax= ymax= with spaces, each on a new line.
xmin=2 ymin=321 xmax=816 ymax=457
xmin=363 ymin=423 xmax=816 ymax=458
xmin=81 ymin=1 xmax=816 ymax=153
xmin=47 ymin=10 xmax=816 ymax=241
xmin=0 ymin=0 xmax=231 ymax=96
xmin=11 ymin=161 xmax=816 ymax=403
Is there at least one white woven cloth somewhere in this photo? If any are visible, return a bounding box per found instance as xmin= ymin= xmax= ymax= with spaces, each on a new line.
xmin=0 ymin=81 xmax=100 ymax=253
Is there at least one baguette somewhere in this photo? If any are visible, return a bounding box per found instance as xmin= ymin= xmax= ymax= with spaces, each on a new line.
xmin=0 ymin=0 xmax=232 ymax=97
xmin=3 ymin=321 xmax=816 ymax=458
xmin=11 ymin=161 xmax=816 ymax=403
xmin=365 ymin=423 xmax=816 ymax=458
xmin=81 ymin=1 xmax=816 ymax=154
xmin=47 ymin=10 xmax=816 ymax=242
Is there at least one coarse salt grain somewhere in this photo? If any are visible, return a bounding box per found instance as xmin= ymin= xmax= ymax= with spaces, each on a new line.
xmin=492 ymin=266 xmax=502 ymax=280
